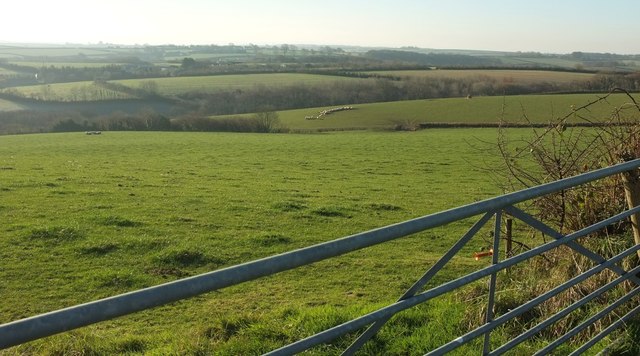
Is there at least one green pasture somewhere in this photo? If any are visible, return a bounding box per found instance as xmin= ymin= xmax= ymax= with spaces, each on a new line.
xmin=1 ymin=129 xmax=530 ymax=354
xmin=3 ymin=73 xmax=363 ymax=100
xmin=263 ymin=93 xmax=640 ymax=131
xmin=367 ymin=69 xmax=595 ymax=85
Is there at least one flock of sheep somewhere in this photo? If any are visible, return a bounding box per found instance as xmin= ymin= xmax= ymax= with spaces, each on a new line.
xmin=305 ymin=106 xmax=354 ymax=120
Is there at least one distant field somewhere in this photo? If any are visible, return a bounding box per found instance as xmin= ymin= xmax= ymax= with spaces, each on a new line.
xmin=114 ymin=73 xmax=361 ymax=95
xmin=3 ymin=73 xmax=364 ymax=100
xmin=0 ymin=67 xmax=18 ymax=75
xmin=1 ymin=130 xmax=510 ymax=354
xmin=498 ymin=56 xmax=585 ymax=68
xmin=366 ymin=69 xmax=595 ymax=85
xmin=0 ymin=98 xmax=24 ymax=111
xmin=223 ymin=93 xmax=639 ymax=131
xmin=163 ymin=53 xmax=252 ymax=61
xmin=2 ymin=81 xmax=135 ymax=101
xmin=0 ymin=46 xmax=124 ymax=59
xmin=8 ymin=61 xmax=127 ymax=68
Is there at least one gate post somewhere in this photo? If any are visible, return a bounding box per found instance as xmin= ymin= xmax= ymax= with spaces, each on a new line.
xmin=621 ymin=168 xmax=640 ymax=260
xmin=484 ymin=211 xmax=502 ymax=355
xmin=505 ymin=218 xmax=513 ymax=258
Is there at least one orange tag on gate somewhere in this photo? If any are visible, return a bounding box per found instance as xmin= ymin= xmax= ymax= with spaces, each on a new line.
xmin=473 ymin=249 xmax=493 ymax=261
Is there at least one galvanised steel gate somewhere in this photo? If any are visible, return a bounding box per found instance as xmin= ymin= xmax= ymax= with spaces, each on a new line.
xmin=2 ymin=159 xmax=640 ymax=354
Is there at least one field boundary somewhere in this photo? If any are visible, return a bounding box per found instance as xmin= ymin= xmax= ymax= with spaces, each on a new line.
xmin=418 ymin=121 xmax=635 ymax=129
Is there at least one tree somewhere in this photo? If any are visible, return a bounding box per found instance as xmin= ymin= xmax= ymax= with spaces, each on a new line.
xmin=280 ymin=44 xmax=290 ymax=57
xmin=253 ymin=111 xmax=281 ymax=133
xmin=181 ymin=57 xmax=197 ymax=69
xmin=52 ymin=118 xmax=84 ymax=132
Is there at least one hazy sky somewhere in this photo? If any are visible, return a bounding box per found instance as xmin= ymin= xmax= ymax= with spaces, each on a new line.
xmin=3 ymin=0 xmax=639 ymax=54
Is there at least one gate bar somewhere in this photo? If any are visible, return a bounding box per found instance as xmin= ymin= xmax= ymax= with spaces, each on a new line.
xmin=535 ymin=288 xmax=640 ymax=355
xmin=568 ymin=303 xmax=640 ymax=356
xmin=491 ymin=264 xmax=640 ymax=355
xmin=342 ymin=212 xmax=495 ymax=355
xmin=429 ymin=246 xmax=640 ymax=355
xmin=268 ymin=206 xmax=640 ymax=355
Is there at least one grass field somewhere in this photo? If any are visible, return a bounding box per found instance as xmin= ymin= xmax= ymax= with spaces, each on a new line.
xmin=0 ymin=129 xmax=528 ymax=354
xmin=3 ymin=73 xmax=364 ymax=100
xmin=366 ymin=69 xmax=595 ymax=85
xmin=226 ymin=92 xmax=640 ymax=132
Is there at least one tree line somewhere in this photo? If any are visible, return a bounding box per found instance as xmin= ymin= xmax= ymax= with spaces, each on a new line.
xmin=0 ymin=109 xmax=284 ymax=135
xmin=177 ymin=72 xmax=640 ymax=116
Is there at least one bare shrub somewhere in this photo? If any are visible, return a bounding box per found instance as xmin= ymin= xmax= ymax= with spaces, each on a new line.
xmin=485 ymin=88 xmax=640 ymax=347
xmin=495 ymin=88 xmax=640 ymax=235
xmin=253 ymin=110 xmax=283 ymax=133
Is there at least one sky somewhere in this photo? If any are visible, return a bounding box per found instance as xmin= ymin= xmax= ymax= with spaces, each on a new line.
xmin=2 ymin=0 xmax=639 ymax=54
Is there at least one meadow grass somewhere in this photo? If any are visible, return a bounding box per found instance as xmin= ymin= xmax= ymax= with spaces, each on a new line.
xmin=258 ymin=92 xmax=640 ymax=131
xmin=366 ymin=69 xmax=595 ymax=85
xmin=1 ymin=129 xmax=515 ymax=354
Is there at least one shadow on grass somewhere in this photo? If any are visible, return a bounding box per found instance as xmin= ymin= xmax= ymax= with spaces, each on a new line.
xmin=79 ymin=242 xmax=119 ymax=256
xmin=101 ymin=215 xmax=142 ymax=228
xmin=26 ymin=226 xmax=84 ymax=243
xmin=312 ymin=206 xmax=352 ymax=218
xmin=153 ymin=248 xmax=226 ymax=269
